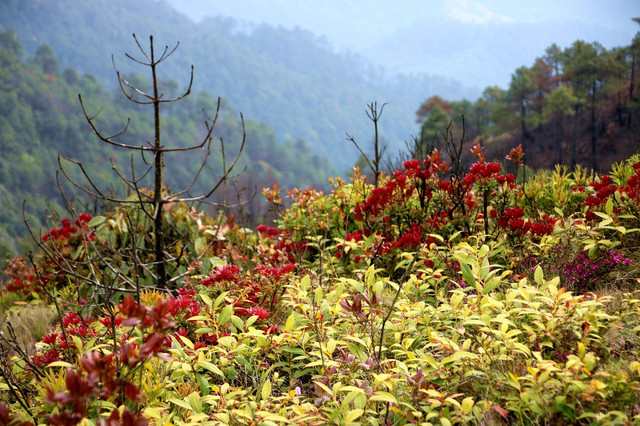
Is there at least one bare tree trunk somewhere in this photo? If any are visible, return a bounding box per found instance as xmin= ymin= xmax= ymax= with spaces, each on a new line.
xmin=590 ymin=83 xmax=597 ymax=171
xmin=150 ymin=42 xmax=167 ymax=287
xmin=61 ymin=34 xmax=246 ymax=292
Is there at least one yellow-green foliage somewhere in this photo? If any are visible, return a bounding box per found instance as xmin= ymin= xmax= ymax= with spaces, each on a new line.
xmin=3 ymin=156 xmax=640 ymax=425
xmin=116 ymin=248 xmax=640 ymax=425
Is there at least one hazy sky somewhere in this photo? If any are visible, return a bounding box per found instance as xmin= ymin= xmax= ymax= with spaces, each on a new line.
xmin=165 ymin=0 xmax=640 ymax=88
xmin=166 ymin=0 xmax=639 ymax=46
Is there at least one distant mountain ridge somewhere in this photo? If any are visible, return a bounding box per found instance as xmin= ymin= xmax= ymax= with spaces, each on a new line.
xmin=165 ymin=0 xmax=638 ymax=89
xmin=369 ymin=18 xmax=634 ymax=88
xmin=0 ymin=0 xmax=479 ymax=169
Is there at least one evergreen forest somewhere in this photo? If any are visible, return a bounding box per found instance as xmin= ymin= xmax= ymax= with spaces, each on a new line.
xmin=415 ymin=35 xmax=640 ymax=174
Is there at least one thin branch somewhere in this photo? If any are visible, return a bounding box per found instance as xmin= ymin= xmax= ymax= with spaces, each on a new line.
xmin=131 ymin=34 xmax=151 ymax=63
xmin=115 ymin=70 xmax=154 ymax=105
xmin=176 ymin=113 xmax=246 ymax=202
xmin=58 ymin=156 xmax=141 ymax=204
xmin=79 ymin=94 xmax=154 ymax=151
xmin=108 ymin=155 xmax=154 ymax=200
xmin=47 ymin=180 xmax=140 ymax=291
xmin=154 ymin=64 xmax=193 ymax=104
xmin=127 ymin=155 xmax=156 ymax=220
xmin=346 ymin=133 xmax=374 ymax=171
xmin=169 ymin=142 xmax=211 ymax=199
xmin=155 ymin=99 xmax=219 ymax=153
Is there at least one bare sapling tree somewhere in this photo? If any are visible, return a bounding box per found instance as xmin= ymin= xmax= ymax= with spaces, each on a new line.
xmin=59 ymin=34 xmax=246 ymax=290
xmin=347 ymin=101 xmax=387 ymax=187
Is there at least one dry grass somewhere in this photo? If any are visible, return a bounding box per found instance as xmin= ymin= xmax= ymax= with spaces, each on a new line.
xmin=0 ymin=290 xmax=27 ymax=317
xmin=1 ymin=303 xmax=56 ymax=356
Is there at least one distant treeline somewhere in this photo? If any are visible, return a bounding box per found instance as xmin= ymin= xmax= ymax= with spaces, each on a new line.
xmin=416 ymin=32 xmax=640 ymax=172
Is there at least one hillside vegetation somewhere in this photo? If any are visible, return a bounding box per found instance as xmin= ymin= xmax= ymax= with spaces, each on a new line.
xmin=2 ymin=109 xmax=640 ymax=423
xmin=1 ymin=8 xmax=640 ymax=426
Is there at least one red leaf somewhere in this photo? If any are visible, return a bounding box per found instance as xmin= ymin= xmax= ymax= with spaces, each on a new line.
xmin=492 ymin=404 xmax=509 ymax=420
xmin=104 ymin=408 xmax=121 ymax=426
xmin=119 ymin=295 xmax=148 ymax=324
xmin=121 ymin=406 xmax=149 ymax=426
xmin=139 ymin=333 xmax=164 ymax=358
xmin=125 ymin=382 xmax=140 ymax=402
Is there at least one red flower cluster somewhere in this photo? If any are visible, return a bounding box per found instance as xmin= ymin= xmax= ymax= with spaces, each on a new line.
xmin=437 ymin=180 xmax=452 ymax=194
xmin=5 ymin=275 xmax=45 ymax=295
xmin=497 ymin=207 xmax=525 ymax=232
xmin=622 ymin=161 xmax=640 ymax=203
xmin=336 ymin=230 xmax=366 ymax=251
xmin=99 ymin=316 xmax=124 ymax=328
xmin=201 ymin=265 xmax=241 ymax=286
xmin=495 ymin=173 xmax=516 ymax=187
xmin=76 ymin=213 xmax=93 ymax=225
xmin=166 ymin=287 xmax=201 ymax=318
xmin=271 ymin=239 xmax=308 ymax=264
xmin=463 ymin=162 xmax=502 ymax=186
xmin=42 ymin=214 xmax=93 ymax=242
xmin=256 ymin=224 xmax=279 ymax=238
xmin=247 ymin=306 xmax=270 ymax=319
xmin=345 ymin=231 xmax=365 ymax=243
xmin=62 ymin=312 xmax=83 ymax=328
xmin=529 ymin=216 xmax=556 ymax=236
xmin=428 ymin=211 xmax=449 ymax=230
xmin=253 ymin=263 xmax=295 ymax=280
xmin=58 ymin=313 xmax=96 ymax=349
xmin=2 ymin=257 xmax=38 ymax=295
xmin=30 ymin=348 xmax=61 ymax=368
xmin=353 ymin=171 xmax=413 ymax=221
xmin=497 ymin=207 xmax=555 ymax=236
xmin=585 ymin=175 xmax=618 ymax=208
xmin=233 ymin=290 xmax=271 ymax=317
xmin=404 ymin=159 xmax=433 ymax=180
xmin=391 ymin=223 xmax=424 ymax=251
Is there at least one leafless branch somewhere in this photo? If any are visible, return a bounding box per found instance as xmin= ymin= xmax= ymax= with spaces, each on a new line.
xmin=78 ymin=94 xmax=153 ymax=151
xmin=58 ymin=156 xmax=139 ymax=204
xmin=176 ymin=113 xmax=246 ymax=203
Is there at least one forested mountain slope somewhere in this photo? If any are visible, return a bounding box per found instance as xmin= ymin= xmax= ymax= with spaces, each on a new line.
xmin=0 ymin=0 xmax=476 ymax=169
xmin=0 ymin=32 xmax=335 ymax=260
xmin=167 ymin=0 xmax=638 ymax=89
xmin=414 ymin=32 xmax=640 ymax=173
